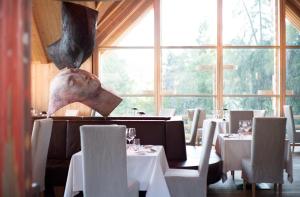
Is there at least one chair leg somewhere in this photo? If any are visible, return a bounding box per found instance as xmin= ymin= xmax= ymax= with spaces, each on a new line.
xmin=274 ymin=183 xmax=277 ymax=191
xmin=231 ymin=170 xmax=235 ymax=180
xmin=278 ymin=183 xmax=282 ymax=194
xmin=293 ymin=143 xmax=295 ymax=153
xmin=243 ymin=179 xmax=246 ymax=191
xmin=252 ymin=183 xmax=256 ymax=197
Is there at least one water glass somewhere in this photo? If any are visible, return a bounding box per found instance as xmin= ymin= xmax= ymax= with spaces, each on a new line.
xmin=133 ymin=138 xmax=141 ymax=151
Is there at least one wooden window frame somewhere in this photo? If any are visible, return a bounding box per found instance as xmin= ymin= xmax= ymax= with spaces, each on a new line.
xmin=99 ymin=0 xmax=290 ymax=116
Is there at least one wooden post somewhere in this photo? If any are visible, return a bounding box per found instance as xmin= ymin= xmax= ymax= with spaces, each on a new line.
xmin=279 ymin=0 xmax=286 ymax=116
xmin=0 ymin=0 xmax=32 ymax=196
xmin=216 ymin=0 xmax=223 ymax=111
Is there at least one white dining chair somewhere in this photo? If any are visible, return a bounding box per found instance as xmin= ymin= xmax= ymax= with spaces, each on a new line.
xmin=186 ymin=108 xmax=201 ymax=146
xmin=241 ymin=117 xmax=286 ymax=197
xmin=228 ymin=110 xmax=254 ymax=179
xmin=80 ymin=125 xmax=139 ymax=197
xmin=284 ymin=105 xmax=300 ymax=152
xmin=165 ymin=121 xmax=216 ymax=197
xmin=253 ymin=110 xmax=266 ymax=117
xmin=229 ymin=110 xmax=254 ymax=134
xmin=31 ymin=118 xmax=53 ymax=192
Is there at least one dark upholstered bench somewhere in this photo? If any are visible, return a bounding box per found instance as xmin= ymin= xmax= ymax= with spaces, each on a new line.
xmin=168 ymin=146 xmax=223 ymax=185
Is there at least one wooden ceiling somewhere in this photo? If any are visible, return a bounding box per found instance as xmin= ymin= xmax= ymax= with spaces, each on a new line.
xmin=286 ymin=0 xmax=300 ymax=31
xmin=31 ymin=0 xmax=152 ymax=64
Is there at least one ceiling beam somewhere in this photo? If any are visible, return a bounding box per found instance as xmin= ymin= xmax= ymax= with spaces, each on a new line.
xmin=96 ymin=1 xmax=119 ymax=22
xmin=96 ymin=0 xmax=152 ymax=46
xmin=286 ymin=0 xmax=300 ymax=30
xmin=99 ymin=0 xmax=152 ymax=46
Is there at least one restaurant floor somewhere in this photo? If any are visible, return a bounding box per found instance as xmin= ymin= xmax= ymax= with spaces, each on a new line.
xmin=53 ymin=147 xmax=300 ymax=197
xmin=208 ymin=146 xmax=300 ymax=197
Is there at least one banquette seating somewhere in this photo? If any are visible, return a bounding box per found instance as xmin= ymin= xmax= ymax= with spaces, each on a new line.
xmin=31 ymin=116 xmax=222 ymax=193
xmin=32 ymin=116 xmax=186 ymax=190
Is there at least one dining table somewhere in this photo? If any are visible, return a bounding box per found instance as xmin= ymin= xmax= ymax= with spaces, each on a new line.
xmin=215 ymin=134 xmax=293 ymax=183
xmin=64 ymin=145 xmax=170 ymax=197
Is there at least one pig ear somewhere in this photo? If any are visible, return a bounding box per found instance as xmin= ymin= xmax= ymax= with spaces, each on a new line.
xmin=67 ymin=76 xmax=75 ymax=86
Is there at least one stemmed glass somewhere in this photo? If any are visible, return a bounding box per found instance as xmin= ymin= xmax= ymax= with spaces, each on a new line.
xmin=126 ymin=128 xmax=136 ymax=144
xmin=238 ymin=120 xmax=246 ymax=137
xmin=244 ymin=120 xmax=252 ymax=134
xmin=238 ymin=120 xmax=252 ymax=137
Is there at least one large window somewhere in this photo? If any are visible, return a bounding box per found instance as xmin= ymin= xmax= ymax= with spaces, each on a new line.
xmin=286 ymin=20 xmax=300 ymax=119
xmin=99 ymin=0 xmax=292 ymax=117
xmin=100 ymin=9 xmax=155 ymax=116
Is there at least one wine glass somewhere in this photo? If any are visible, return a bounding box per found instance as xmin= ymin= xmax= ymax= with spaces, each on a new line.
xmin=126 ymin=128 xmax=136 ymax=144
xmin=238 ymin=120 xmax=246 ymax=137
xmin=244 ymin=120 xmax=252 ymax=134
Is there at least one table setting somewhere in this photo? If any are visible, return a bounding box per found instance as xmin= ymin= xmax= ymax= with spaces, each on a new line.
xmin=64 ymin=138 xmax=170 ymax=197
xmin=215 ymin=130 xmax=293 ymax=184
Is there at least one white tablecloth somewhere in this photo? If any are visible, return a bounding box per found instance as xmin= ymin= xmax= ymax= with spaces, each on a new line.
xmin=64 ymin=146 xmax=170 ymax=197
xmin=203 ymin=119 xmax=229 ymax=144
xmin=215 ymin=134 xmax=293 ymax=183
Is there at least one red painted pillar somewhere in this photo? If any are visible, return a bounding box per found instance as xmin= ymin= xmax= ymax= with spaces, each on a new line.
xmin=0 ymin=0 xmax=31 ymax=196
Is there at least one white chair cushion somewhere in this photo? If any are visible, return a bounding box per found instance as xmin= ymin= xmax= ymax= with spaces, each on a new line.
xmin=165 ymin=169 xmax=199 ymax=178
xmin=128 ymin=180 xmax=139 ymax=197
xmin=165 ymin=169 xmax=202 ymax=197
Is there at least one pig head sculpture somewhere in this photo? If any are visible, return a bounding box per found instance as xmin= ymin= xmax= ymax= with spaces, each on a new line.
xmin=48 ymin=69 xmax=122 ymax=117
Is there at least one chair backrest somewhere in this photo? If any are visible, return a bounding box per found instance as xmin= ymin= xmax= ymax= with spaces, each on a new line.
xmin=31 ymin=118 xmax=53 ymax=191
xmin=159 ymin=108 xmax=176 ymax=116
xmin=198 ymin=121 xmax=216 ymax=179
xmin=187 ymin=109 xmax=206 ymax=128
xmin=80 ymin=125 xmax=128 ymax=197
xmin=251 ymin=117 xmax=286 ymax=183
xmin=186 ymin=108 xmax=201 ymax=145
xmin=229 ymin=110 xmax=254 ymax=133
xmin=253 ymin=110 xmax=266 ymax=117
xmin=284 ymin=105 xmax=295 ymax=143
xmin=65 ymin=109 xmax=79 ymax=116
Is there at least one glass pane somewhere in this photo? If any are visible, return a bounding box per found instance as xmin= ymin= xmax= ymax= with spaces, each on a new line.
xmin=100 ymin=49 xmax=154 ymax=94
xmin=161 ymin=49 xmax=216 ymax=94
xmin=161 ymin=0 xmax=217 ymax=46
xmin=286 ymin=97 xmax=300 ymax=126
xmin=110 ymin=97 xmax=155 ymax=116
xmin=223 ymin=49 xmax=275 ymax=94
xmin=286 ymin=19 xmax=300 ymax=46
xmin=223 ymin=97 xmax=275 ymax=115
xmin=287 ymin=49 xmax=300 ymax=95
xmin=223 ymin=0 xmax=276 ymax=45
xmin=115 ymin=8 xmax=154 ymax=46
xmin=162 ymin=96 xmax=214 ymax=115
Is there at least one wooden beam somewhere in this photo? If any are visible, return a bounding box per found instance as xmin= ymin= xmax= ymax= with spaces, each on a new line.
xmin=97 ymin=1 xmax=120 ymax=23
xmin=154 ymin=0 xmax=161 ymax=115
xmin=97 ymin=0 xmax=152 ymax=46
xmin=279 ymin=0 xmax=286 ymax=116
xmin=92 ymin=48 xmax=99 ymax=76
xmin=216 ymin=0 xmax=223 ymax=111
xmin=286 ymin=0 xmax=300 ymax=31
xmin=0 ymin=0 xmax=31 ymax=195
xmin=97 ymin=0 xmax=141 ymax=43
xmin=99 ymin=0 xmax=152 ymax=46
